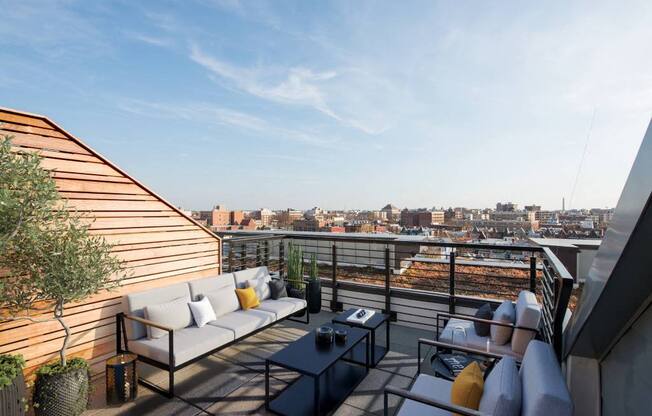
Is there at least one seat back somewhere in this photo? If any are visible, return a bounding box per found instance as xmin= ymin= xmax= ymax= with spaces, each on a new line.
xmin=123 ymin=282 xmax=191 ymax=340
xmin=519 ymin=340 xmax=573 ymax=416
xmin=233 ymin=266 xmax=270 ymax=288
xmin=188 ymin=273 xmax=236 ymax=300
xmin=511 ymin=290 xmax=541 ymax=355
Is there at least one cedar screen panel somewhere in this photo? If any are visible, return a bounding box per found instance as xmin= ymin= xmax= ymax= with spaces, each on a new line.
xmin=0 ymin=108 xmax=222 ymax=377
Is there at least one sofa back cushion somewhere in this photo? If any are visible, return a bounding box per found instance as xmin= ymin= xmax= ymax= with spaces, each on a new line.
xmin=511 ymin=291 xmax=542 ymax=355
xmin=490 ymin=301 xmax=515 ymax=346
xmin=204 ymin=286 xmax=241 ymax=317
xmin=123 ymin=282 xmax=191 ymax=340
xmin=145 ymin=296 xmax=194 ymax=339
xmin=479 ymin=357 xmax=521 ymax=416
xmin=234 ymin=266 xmax=270 ymax=288
xmin=188 ymin=273 xmax=236 ymax=300
xmin=520 ymin=341 xmax=573 ymax=416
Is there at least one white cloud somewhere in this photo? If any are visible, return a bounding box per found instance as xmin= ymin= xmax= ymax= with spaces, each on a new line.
xmin=124 ymin=32 xmax=173 ymax=48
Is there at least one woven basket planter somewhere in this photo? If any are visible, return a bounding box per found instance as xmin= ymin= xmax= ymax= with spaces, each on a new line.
xmin=33 ymin=367 xmax=89 ymax=416
xmin=0 ymin=372 xmax=27 ymax=416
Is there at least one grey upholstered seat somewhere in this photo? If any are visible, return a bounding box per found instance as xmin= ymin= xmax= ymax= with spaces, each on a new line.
xmin=128 ymin=325 xmax=234 ymax=365
xmin=208 ymin=309 xmax=276 ymax=337
xmin=257 ymin=298 xmax=308 ymax=319
xmin=439 ymin=317 xmax=519 ymax=358
xmin=396 ymin=374 xmax=452 ymax=416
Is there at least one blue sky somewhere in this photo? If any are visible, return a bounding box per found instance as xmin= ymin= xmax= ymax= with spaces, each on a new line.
xmin=1 ymin=1 xmax=651 ymax=211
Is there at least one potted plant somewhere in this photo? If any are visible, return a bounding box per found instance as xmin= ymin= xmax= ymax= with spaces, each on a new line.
xmin=0 ymin=354 xmax=27 ymax=416
xmin=286 ymin=242 xmax=306 ymax=317
xmin=307 ymin=253 xmax=321 ymax=314
xmin=0 ymin=136 xmax=125 ymax=416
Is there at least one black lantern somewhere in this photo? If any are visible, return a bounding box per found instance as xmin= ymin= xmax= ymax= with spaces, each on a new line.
xmin=106 ymin=353 xmax=137 ymax=405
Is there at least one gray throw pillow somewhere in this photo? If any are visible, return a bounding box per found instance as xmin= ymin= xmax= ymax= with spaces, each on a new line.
xmin=479 ymin=356 xmax=521 ymax=416
xmin=474 ymin=303 xmax=493 ymax=336
xmin=269 ymin=279 xmax=287 ymax=300
xmin=490 ymin=300 xmax=515 ymax=345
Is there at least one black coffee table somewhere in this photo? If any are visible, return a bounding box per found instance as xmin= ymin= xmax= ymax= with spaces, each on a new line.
xmin=332 ymin=308 xmax=390 ymax=367
xmin=265 ymin=324 xmax=369 ymax=416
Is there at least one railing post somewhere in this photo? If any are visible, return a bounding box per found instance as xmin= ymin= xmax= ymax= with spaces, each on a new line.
xmin=264 ymin=240 xmax=270 ymax=267
xmin=279 ymin=241 xmax=285 ymax=279
xmin=256 ymin=242 xmax=262 ymax=267
xmin=331 ymin=244 xmax=339 ymax=312
xmin=449 ymin=251 xmax=456 ymax=314
xmin=529 ymin=255 xmax=537 ymax=293
xmin=227 ymin=242 xmax=233 ymax=273
xmin=384 ymin=246 xmax=391 ymax=319
xmin=240 ymin=243 xmax=247 ymax=271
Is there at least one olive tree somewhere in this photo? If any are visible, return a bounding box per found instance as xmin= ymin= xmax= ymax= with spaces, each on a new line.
xmin=0 ymin=135 xmax=125 ymax=366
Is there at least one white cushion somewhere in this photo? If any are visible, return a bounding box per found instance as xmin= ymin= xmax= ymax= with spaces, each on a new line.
xmin=511 ymin=291 xmax=541 ymax=355
xmin=479 ymin=357 xmax=521 ymax=416
xmin=234 ymin=266 xmax=271 ymax=288
xmin=204 ymin=286 xmax=241 ymax=317
xmin=145 ymin=296 xmax=194 ymax=339
xmin=396 ymin=374 xmax=453 ymax=416
xmin=247 ymin=276 xmax=271 ymax=301
xmin=188 ymin=296 xmax=217 ymax=328
xmin=439 ymin=318 xmax=520 ymax=359
xmin=491 ymin=301 xmax=515 ymax=346
xmin=257 ymin=298 xmax=307 ymax=319
xmin=188 ymin=273 xmax=236 ymax=300
xmin=129 ymin=325 xmax=234 ymax=366
xmin=520 ymin=341 xmax=573 ymax=416
xmin=208 ymin=309 xmax=275 ymax=338
xmin=123 ymin=282 xmax=191 ymax=340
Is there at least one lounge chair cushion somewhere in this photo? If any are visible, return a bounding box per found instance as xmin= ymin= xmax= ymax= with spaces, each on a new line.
xmin=490 ymin=301 xmax=515 ymax=346
xmin=396 ymin=374 xmax=453 ymax=416
xmin=246 ymin=276 xmax=271 ymax=300
xmin=123 ymin=282 xmax=191 ymax=340
xmin=129 ymin=325 xmax=234 ymax=366
xmin=520 ymin=341 xmax=573 ymax=416
xmin=479 ymin=357 xmax=521 ymax=416
xmin=257 ymin=298 xmax=307 ymax=319
xmin=234 ymin=266 xmax=271 ymax=288
xmin=145 ymin=296 xmax=194 ymax=339
xmin=204 ymin=286 xmax=241 ymax=317
xmin=208 ymin=309 xmax=276 ymax=338
xmin=188 ymin=273 xmax=236 ymax=301
xmin=188 ymin=296 xmax=217 ymax=328
xmin=474 ymin=303 xmax=493 ymax=336
xmin=511 ymin=291 xmax=541 ymax=355
xmin=439 ymin=318 xmax=520 ymax=359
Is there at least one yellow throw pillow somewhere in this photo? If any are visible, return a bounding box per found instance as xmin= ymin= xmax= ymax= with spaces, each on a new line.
xmin=235 ymin=287 xmax=260 ymax=310
xmin=450 ymin=361 xmax=484 ymax=414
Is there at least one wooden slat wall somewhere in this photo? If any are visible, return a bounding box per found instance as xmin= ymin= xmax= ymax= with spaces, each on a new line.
xmin=0 ymin=108 xmax=222 ymax=378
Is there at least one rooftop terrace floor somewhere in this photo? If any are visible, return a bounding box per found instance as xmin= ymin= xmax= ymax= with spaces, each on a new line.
xmin=84 ymin=311 xmax=434 ymax=416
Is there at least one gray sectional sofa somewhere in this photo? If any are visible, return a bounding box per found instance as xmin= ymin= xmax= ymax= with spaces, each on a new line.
xmin=115 ymin=266 xmax=308 ymax=397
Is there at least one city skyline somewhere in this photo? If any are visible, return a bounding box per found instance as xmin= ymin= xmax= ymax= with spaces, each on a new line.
xmin=2 ymin=1 xmax=651 ymax=210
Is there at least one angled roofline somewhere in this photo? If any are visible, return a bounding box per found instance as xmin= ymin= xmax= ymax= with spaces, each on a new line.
xmin=0 ymin=106 xmax=221 ymax=244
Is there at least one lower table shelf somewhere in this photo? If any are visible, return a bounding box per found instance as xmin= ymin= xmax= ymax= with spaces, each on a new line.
xmin=344 ymin=342 xmax=387 ymax=367
xmin=268 ymin=360 xmax=367 ymax=416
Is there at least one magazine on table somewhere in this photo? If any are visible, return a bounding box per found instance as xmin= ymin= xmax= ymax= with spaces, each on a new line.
xmin=439 ymin=353 xmax=474 ymax=376
xmin=346 ymin=308 xmax=375 ymax=325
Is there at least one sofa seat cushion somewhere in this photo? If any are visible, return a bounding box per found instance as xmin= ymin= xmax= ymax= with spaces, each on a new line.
xmin=257 ymin=298 xmax=307 ymax=319
xmin=479 ymin=356 xmax=521 ymax=416
xmin=129 ymin=325 xmax=234 ymax=366
xmin=520 ymin=341 xmax=573 ymax=416
xmin=396 ymin=374 xmax=453 ymax=416
xmin=439 ymin=318 xmax=521 ymax=359
xmin=511 ymin=291 xmax=541 ymax=356
xmin=208 ymin=309 xmax=276 ymax=338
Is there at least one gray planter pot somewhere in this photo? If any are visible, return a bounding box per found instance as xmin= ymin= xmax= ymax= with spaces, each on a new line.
xmin=33 ymin=367 xmax=89 ymax=416
xmin=0 ymin=372 xmax=26 ymax=416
